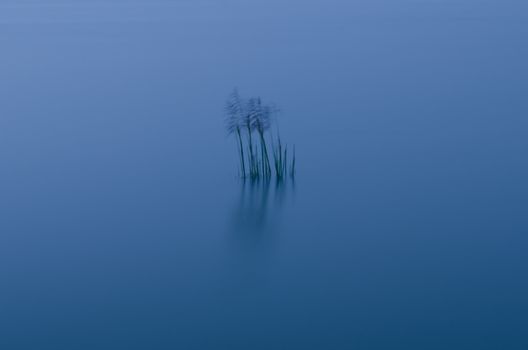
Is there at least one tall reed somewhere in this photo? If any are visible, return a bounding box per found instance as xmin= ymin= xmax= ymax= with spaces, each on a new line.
xmin=225 ymin=89 xmax=246 ymax=177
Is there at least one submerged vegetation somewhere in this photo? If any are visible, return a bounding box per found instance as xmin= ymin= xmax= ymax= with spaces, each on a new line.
xmin=225 ymin=89 xmax=295 ymax=180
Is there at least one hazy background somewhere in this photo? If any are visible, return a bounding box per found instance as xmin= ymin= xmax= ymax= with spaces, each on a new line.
xmin=1 ymin=1 xmax=527 ymax=349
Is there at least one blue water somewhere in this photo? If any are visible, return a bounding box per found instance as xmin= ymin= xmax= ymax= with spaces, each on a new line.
xmin=1 ymin=1 xmax=528 ymax=349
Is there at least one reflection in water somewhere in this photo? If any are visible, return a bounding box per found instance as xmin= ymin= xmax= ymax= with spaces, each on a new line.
xmin=227 ymin=177 xmax=295 ymax=281
xmin=231 ymin=177 xmax=295 ymax=234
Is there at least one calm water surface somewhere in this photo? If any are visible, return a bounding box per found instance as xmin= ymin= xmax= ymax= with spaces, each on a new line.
xmin=1 ymin=1 xmax=527 ymax=349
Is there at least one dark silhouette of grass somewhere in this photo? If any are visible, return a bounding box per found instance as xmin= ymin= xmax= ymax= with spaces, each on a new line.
xmin=225 ymin=89 xmax=246 ymax=177
xmin=225 ymin=89 xmax=295 ymax=180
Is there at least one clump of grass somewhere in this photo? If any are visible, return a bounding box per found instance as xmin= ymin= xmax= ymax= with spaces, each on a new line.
xmin=225 ymin=88 xmax=295 ymax=180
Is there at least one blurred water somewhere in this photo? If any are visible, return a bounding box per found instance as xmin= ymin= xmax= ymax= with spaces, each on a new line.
xmin=1 ymin=1 xmax=528 ymax=349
